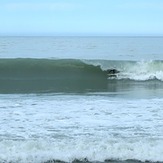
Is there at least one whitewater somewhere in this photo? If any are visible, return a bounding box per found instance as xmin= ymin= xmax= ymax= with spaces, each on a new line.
xmin=0 ymin=36 xmax=163 ymax=163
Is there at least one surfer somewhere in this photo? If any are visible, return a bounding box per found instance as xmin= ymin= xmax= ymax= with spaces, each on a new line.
xmin=106 ymin=69 xmax=120 ymax=77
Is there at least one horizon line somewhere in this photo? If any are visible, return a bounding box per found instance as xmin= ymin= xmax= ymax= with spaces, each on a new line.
xmin=1 ymin=34 xmax=163 ymax=37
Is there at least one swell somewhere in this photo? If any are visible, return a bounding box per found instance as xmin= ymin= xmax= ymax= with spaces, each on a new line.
xmin=0 ymin=58 xmax=108 ymax=93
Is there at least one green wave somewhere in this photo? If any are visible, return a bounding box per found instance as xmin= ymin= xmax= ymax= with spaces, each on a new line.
xmin=0 ymin=58 xmax=108 ymax=93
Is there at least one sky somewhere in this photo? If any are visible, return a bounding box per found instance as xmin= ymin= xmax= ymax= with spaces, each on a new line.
xmin=0 ymin=0 xmax=163 ymax=36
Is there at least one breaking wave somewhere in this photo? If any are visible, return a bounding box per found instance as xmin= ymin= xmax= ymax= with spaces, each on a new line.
xmin=85 ymin=59 xmax=163 ymax=81
xmin=0 ymin=58 xmax=163 ymax=93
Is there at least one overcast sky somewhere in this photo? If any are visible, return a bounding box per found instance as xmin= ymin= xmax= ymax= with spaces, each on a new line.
xmin=0 ymin=0 xmax=163 ymax=36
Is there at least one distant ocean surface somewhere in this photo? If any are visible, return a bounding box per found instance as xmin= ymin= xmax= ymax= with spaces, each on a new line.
xmin=0 ymin=37 xmax=163 ymax=163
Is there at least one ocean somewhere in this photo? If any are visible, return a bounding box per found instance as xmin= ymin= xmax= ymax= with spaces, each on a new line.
xmin=0 ymin=36 xmax=163 ymax=163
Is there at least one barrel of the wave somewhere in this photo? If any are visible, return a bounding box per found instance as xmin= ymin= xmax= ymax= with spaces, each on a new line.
xmin=0 ymin=58 xmax=109 ymax=93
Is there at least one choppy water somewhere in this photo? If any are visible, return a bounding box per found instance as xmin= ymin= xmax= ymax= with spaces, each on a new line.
xmin=0 ymin=37 xmax=163 ymax=163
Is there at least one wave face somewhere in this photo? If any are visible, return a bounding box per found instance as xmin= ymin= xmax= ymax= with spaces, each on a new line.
xmin=0 ymin=59 xmax=108 ymax=93
xmin=0 ymin=59 xmax=163 ymax=93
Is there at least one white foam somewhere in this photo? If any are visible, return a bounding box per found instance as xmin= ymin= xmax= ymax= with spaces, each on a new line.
xmin=117 ymin=61 xmax=163 ymax=81
xmin=1 ymin=95 xmax=163 ymax=162
xmin=0 ymin=138 xmax=163 ymax=163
